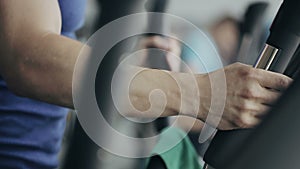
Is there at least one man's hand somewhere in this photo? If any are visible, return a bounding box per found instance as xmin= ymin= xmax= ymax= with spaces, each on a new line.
xmin=197 ymin=63 xmax=292 ymax=130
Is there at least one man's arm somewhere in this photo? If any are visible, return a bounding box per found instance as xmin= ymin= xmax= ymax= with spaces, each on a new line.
xmin=127 ymin=62 xmax=292 ymax=130
xmin=127 ymin=37 xmax=292 ymax=130
xmin=0 ymin=1 xmax=292 ymax=131
xmin=0 ymin=0 xmax=83 ymax=108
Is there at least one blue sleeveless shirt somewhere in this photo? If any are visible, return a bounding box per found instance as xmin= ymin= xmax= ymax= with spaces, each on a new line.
xmin=0 ymin=0 xmax=86 ymax=168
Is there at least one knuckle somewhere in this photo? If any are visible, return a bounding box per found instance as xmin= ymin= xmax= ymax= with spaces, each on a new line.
xmin=147 ymin=36 xmax=159 ymax=44
xmin=278 ymin=77 xmax=289 ymax=88
xmin=239 ymin=113 xmax=255 ymax=127
xmin=150 ymin=36 xmax=159 ymax=43
xmin=241 ymin=86 xmax=257 ymax=99
xmin=236 ymin=101 xmax=254 ymax=114
xmin=240 ymin=67 xmax=255 ymax=79
xmin=237 ymin=101 xmax=248 ymax=111
xmin=234 ymin=116 xmax=248 ymax=128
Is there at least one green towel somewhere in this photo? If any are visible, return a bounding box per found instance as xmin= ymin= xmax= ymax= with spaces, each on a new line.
xmin=146 ymin=127 xmax=203 ymax=169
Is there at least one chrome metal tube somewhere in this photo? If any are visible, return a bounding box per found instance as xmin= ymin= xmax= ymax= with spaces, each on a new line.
xmin=254 ymin=44 xmax=279 ymax=70
xmin=203 ymin=163 xmax=208 ymax=169
xmin=203 ymin=163 xmax=216 ymax=169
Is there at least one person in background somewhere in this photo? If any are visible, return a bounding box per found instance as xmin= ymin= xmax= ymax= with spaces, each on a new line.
xmin=210 ymin=17 xmax=241 ymax=64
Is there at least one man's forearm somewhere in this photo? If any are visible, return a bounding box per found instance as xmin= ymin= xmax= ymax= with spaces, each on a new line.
xmin=123 ymin=66 xmax=207 ymax=119
xmin=128 ymin=68 xmax=181 ymax=117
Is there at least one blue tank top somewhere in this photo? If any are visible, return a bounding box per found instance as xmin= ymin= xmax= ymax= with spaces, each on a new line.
xmin=0 ymin=0 xmax=86 ymax=168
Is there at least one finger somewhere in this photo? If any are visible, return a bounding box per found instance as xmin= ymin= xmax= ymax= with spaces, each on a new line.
xmin=168 ymin=38 xmax=181 ymax=54
xmin=144 ymin=36 xmax=169 ymax=50
xmin=250 ymin=104 xmax=270 ymax=117
xmin=166 ymin=53 xmax=181 ymax=71
xmin=236 ymin=112 xmax=261 ymax=129
xmin=233 ymin=98 xmax=270 ymax=118
xmin=255 ymin=69 xmax=293 ymax=91
xmin=258 ymin=87 xmax=281 ymax=105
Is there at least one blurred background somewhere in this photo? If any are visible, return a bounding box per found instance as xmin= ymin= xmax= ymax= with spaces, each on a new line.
xmin=168 ymin=0 xmax=282 ymax=26
xmin=78 ymin=0 xmax=283 ymax=38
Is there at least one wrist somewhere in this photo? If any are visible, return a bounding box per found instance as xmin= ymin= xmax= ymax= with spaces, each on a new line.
xmin=195 ymin=73 xmax=211 ymax=122
xmin=169 ymin=72 xmax=208 ymax=120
